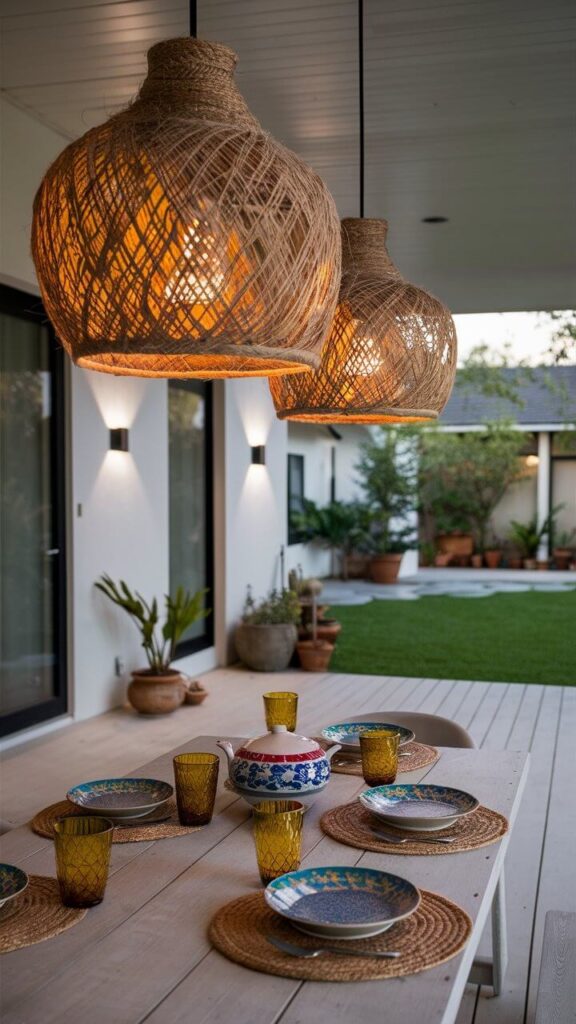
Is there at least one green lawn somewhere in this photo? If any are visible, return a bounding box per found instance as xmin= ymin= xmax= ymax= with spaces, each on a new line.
xmin=329 ymin=591 xmax=576 ymax=686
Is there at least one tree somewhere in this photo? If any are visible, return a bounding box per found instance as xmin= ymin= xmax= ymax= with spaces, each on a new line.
xmin=543 ymin=310 xmax=576 ymax=365
xmin=420 ymin=423 xmax=527 ymax=553
xmin=356 ymin=428 xmax=418 ymax=553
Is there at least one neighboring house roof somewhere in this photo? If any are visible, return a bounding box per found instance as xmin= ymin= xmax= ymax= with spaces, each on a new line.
xmin=440 ymin=366 xmax=576 ymax=427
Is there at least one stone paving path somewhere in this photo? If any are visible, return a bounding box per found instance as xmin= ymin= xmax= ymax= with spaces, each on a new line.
xmin=321 ymin=568 xmax=576 ymax=604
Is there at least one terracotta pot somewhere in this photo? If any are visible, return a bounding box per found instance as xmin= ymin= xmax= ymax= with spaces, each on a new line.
xmin=300 ymin=620 xmax=341 ymax=645
xmin=553 ymin=548 xmax=573 ymax=571
xmin=234 ymin=622 xmax=297 ymax=672
xmin=485 ymin=550 xmax=502 ymax=569
xmin=128 ymin=669 xmax=186 ymax=715
xmin=184 ymin=682 xmax=208 ymax=705
xmin=437 ymin=533 xmax=474 ymax=558
xmin=471 ymin=554 xmax=483 ymax=568
xmin=523 ymin=558 xmax=537 ymax=571
xmin=508 ymin=557 xmax=523 ymax=570
xmin=344 ymin=554 xmax=371 ymax=579
xmin=434 ymin=552 xmax=453 ymax=567
xmin=537 ymin=559 xmax=549 ymax=571
xmin=370 ymin=553 xmax=402 ymax=584
xmin=297 ymin=640 xmax=333 ymax=672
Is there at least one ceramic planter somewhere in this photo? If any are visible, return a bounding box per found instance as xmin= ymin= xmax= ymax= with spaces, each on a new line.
xmin=370 ymin=553 xmax=402 ymax=584
xmin=217 ymin=726 xmax=340 ymax=805
xmin=485 ymin=550 xmax=502 ymax=569
xmin=471 ymin=554 xmax=483 ymax=568
xmin=437 ymin=533 xmax=474 ymax=558
xmin=344 ymin=554 xmax=371 ymax=579
xmin=553 ymin=548 xmax=573 ymax=571
xmin=508 ymin=557 xmax=523 ymax=569
xmin=523 ymin=558 xmax=537 ymax=571
xmin=128 ymin=670 xmax=186 ymax=715
xmin=297 ymin=639 xmax=333 ymax=672
xmin=234 ymin=622 xmax=297 ymax=672
xmin=314 ymin=619 xmax=342 ymax=645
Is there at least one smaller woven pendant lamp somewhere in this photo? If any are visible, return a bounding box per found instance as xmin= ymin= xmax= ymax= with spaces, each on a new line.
xmin=269 ymin=0 xmax=456 ymax=421
xmin=31 ymin=35 xmax=340 ymax=378
xmin=270 ymin=217 xmax=457 ymax=421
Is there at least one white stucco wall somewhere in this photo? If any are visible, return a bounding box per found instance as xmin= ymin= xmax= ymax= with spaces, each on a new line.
xmin=285 ymin=422 xmax=370 ymax=579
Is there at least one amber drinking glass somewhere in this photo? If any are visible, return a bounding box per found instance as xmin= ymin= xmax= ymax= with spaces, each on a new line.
xmin=359 ymin=729 xmax=400 ymax=786
xmin=173 ymin=752 xmax=220 ymax=826
xmin=252 ymin=800 xmax=304 ymax=885
xmin=54 ymin=816 xmax=113 ymax=908
xmin=263 ymin=691 xmax=299 ymax=732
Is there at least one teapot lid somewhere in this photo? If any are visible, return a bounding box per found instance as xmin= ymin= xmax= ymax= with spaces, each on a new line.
xmin=239 ymin=725 xmax=322 ymax=759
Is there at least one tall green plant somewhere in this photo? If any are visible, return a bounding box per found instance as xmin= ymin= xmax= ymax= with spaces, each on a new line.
xmin=356 ymin=428 xmax=418 ymax=554
xmin=293 ymin=499 xmax=371 ymax=577
xmin=420 ymin=423 xmax=527 ymax=553
xmin=95 ymin=575 xmax=209 ymax=673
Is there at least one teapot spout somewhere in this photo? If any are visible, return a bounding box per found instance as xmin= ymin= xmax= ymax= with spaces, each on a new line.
xmin=216 ymin=739 xmax=236 ymax=766
xmin=325 ymin=743 xmax=342 ymax=761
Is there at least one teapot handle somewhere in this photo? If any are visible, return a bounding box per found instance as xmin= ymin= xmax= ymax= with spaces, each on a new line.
xmin=325 ymin=743 xmax=342 ymax=761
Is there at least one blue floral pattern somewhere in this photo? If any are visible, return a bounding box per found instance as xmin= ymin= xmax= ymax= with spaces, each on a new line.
xmin=230 ymin=755 xmax=329 ymax=793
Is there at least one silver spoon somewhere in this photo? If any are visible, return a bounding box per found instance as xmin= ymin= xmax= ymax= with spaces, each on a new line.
xmin=268 ymin=935 xmax=400 ymax=959
xmin=370 ymin=825 xmax=456 ymax=844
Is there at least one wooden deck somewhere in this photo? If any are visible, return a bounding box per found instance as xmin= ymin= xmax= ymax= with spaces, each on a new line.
xmin=2 ymin=668 xmax=574 ymax=1024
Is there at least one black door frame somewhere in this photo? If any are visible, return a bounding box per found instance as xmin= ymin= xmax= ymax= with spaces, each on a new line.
xmin=168 ymin=378 xmax=215 ymax=658
xmin=0 ymin=284 xmax=68 ymax=737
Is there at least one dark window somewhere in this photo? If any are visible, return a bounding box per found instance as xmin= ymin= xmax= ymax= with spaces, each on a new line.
xmin=168 ymin=380 xmax=214 ymax=656
xmin=0 ymin=285 xmax=67 ymax=736
xmin=287 ymin=453 xmax=305 ymax=545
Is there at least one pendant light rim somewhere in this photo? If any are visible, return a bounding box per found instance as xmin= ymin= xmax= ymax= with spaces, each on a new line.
xmin=274 ymin=406 xmax=439 ymax=423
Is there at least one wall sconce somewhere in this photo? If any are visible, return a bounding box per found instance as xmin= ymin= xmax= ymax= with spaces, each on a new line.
xmin=251 ymin=445 xmax=266 ymax=465
xmin=110 ymin=428 xmax=129 ymax=452
xmin=525 ymin=454 xmax=539 ymax=468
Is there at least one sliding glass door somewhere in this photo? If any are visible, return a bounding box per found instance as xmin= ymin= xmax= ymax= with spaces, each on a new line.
xmin=0 ymin=285 xmax=67 ymax=736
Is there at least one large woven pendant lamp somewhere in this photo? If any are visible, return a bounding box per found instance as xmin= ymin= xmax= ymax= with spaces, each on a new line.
xmin=30 ymin=19 xmax=340 ymax=377
xmin=269 ymin=0 xmax=457 ymax=420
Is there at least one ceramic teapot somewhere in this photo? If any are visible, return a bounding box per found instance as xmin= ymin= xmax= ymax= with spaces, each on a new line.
xmin=217 ymin=726 xmax=340 ymax=806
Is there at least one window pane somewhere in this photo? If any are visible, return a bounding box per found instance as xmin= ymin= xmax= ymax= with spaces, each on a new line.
xmin=0 ymin=313 xmax=55 ymax=714
xmin=287 ymin=454 xmax=305 ymax=544
xmin=168 ymin=382 xmax=211 ymax=646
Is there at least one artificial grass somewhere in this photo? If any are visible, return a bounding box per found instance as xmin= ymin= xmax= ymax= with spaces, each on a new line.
xmin=329 ymin=590 xmax=576 ymax=686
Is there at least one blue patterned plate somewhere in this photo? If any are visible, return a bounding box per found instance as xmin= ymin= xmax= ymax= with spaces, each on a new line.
xmin=265 ymin=866 xmax=420 ymax=939
xmin=360 ymin=784 xmax=479 ymax=832
xmin=67 ymin=778 xmax=173 ymax=819
xmin=321 ymin=720 xmax=415 ymax=751
xmin=0 ymin=864 xmax=29 ymax=910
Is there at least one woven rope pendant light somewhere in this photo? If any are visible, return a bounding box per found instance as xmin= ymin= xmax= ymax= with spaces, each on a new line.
xmin=269 ymin=0 xmax=456 ymax=420
xmin=31 ymin=37 xmax=340 ymax=378
xmin=270 ymin=217 xmax=457 ymax=421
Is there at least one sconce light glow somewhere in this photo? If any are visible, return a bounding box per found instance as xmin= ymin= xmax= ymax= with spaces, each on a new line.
xmin=251 ymin=445 xmax=266 ymax=466
xmin=525 ymin=454 xmax=539 ymax=467
xmin=110 ymin=428 xmax=130 ymax=453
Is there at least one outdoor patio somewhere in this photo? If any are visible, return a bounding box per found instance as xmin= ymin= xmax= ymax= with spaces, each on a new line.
xmin=1 ymin=667 xmax=574 ymax=1023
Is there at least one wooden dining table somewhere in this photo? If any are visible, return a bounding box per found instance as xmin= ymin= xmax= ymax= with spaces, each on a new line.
xmin=0 ymin=734 xmax=529 ymax=1024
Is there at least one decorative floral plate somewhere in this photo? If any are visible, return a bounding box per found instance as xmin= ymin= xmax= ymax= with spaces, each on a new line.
xmin=265 ymin=865 xmax=420 ymax=939
xmin=360 ymin=784 xmax=479 ymax=832
xmin=0 ymin=863 xmax=29 ymax=910
xmin=66 ymin=778 xmax=173 ymax=819
xmin=321 ymin=720 xmax=415 ymax=752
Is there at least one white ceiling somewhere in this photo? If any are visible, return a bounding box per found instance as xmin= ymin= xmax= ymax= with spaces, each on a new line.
xmin=1 ymin=0 xmax=574 ymax=312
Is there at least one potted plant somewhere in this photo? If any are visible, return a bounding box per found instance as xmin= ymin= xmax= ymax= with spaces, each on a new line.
xmin=553 ymin=529 xmax=576 ymax=570
xmin=95 ymin=575 xmax=209 ymax=714
xmin=484 ymin=533 xmax=504 ymax=569
xmin=356 ymin=428 xmax=418 ymax=586
xmin=292 ymin=499 xmax=371 ymax=579
xmin=235 ymin=587 xmax=300 ymax=672
xmin=508 ymin=515 xmax=550 ymax=570
xmin=471 ymin=552 xmax=483 ymax=569
xmin=296 ymin=594 xmax=333 ymax=671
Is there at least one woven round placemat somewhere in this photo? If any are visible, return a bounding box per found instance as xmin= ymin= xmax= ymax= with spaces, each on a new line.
xmin=209 ymin=889 xmax=471 ymax=982
xmin=0 ymin=875 xmax=86 ymax=953
xmin=331 ymin=741 xmax=439 ymax=777
xmin=321 ymin=801 xmax=508 ymax=856
xmin=29 ymin=800 xmax=202 ymax=844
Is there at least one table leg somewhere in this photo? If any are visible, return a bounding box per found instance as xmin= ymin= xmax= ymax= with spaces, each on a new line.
xmin=469 ymin=868 xmax=508 ymax=996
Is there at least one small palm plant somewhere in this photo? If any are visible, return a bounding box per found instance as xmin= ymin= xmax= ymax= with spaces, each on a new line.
xmin=95 ymin=574 xmax=209 ymax=674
